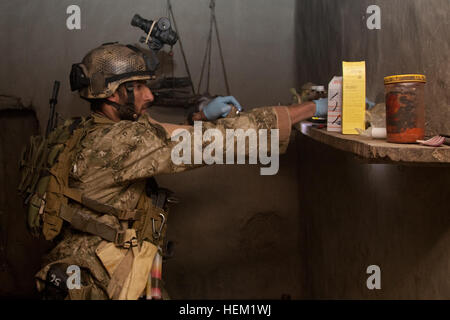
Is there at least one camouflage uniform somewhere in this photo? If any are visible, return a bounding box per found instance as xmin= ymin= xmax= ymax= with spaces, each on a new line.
xmin=35 ymin=106 xmax=292 ymax=299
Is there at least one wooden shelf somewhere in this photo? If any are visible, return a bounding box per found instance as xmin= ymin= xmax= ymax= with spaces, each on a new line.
xmin=294 ymin=122 xmax=450 ymax=165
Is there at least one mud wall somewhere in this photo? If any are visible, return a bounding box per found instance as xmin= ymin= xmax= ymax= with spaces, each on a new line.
xmin=0 ymin=97 xmax=53 ymax=298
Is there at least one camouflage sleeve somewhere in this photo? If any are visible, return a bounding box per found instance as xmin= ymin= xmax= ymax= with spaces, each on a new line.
xmin=157 ymin=106 xmax=292 ymax=156
xmin=148 ymin=106 xmax=292 ymax=176
xmin=76 ymin=107 xmax=291 ymax=185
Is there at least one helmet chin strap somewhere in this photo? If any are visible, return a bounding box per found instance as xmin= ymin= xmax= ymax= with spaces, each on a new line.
xmin=104 ymin=82 xmax=139 ymax=121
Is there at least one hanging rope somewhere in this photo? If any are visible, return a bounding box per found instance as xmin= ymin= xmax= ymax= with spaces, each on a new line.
xmin=167 ymin=0 xmax=196 ymax=95
xmin=197 ymin=0 xmax=231 ymax=96
xmin=198 ymin=3 xmax=214 ymax=95
xmin=212 ymin=1 xmax=230 ymax=96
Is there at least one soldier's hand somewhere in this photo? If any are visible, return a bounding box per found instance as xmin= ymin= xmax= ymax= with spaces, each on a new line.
xmin=202 ymin=96 xmax=242 ymax=120
xmin=313 ymin=98 xmax=328 ymax=118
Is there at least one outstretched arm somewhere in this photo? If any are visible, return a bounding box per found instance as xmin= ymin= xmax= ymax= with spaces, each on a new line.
xmin=193 ymin=101 xmax=318 ymax=125
xmin=286 ymin=101 xmax=316 ymax=124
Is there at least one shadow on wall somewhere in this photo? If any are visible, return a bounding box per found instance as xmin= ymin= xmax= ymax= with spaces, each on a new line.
xmin=0 ymin=95 xmax=54 ymax=298
xmin=298 ymin=134 xmax=450 ymax=299
xmin=158 ymin=136 xmax=306 ymax=299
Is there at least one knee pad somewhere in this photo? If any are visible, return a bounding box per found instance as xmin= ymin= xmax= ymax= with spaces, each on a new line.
xmin=44 ymin=263 xmax=70 ymax=300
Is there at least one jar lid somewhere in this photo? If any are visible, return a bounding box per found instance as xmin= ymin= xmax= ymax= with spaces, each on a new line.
xmin=384 ymin=74 xmax=426 ymax=84
xmin=315 ymin=85 xmax=325 ymax=91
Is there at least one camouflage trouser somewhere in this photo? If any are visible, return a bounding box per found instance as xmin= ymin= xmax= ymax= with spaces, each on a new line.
xmin=39 ymin=263 xmax=110 ymax=300
xmin=35 ymin=229 xmax=109 ymax=300
xmin=35 ymin=228 xmax=171 ymax=300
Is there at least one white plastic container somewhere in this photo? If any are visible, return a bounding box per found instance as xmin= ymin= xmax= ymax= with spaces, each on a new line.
xmin=327 ymin=76 xmax=343 ymax=132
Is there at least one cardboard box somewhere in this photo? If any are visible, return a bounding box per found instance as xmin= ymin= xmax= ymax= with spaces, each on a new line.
xmin=342 ymin=61 xmax=366 ymax=135
xmin=327 ymin=76 xmax=343 ymax=132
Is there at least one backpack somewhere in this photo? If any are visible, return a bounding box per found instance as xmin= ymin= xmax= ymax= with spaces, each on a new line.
xmin=18 ymin=115 xmax=175 ymax=250
xmin=18 ymin=117 xmax=91 ymax=240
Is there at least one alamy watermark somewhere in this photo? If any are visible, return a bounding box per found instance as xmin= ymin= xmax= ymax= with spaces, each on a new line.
xmin=366 ymin=5 xmax=381 ymax=30
xmin=66 ymin=5 xmax=381 ymax=31
xmin=48 ymin=264 xmax=81 ymax=290
xmin=170 ymin=121 xmax=280 ymax=176
xmin=66 ymin=5 xmax=81 ymax=30
xmin=366 ymin=265 xmax=381 ymax=290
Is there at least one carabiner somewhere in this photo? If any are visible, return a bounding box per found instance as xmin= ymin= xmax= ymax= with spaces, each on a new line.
xmin=152 ymin=213 xmax=166 ymax=240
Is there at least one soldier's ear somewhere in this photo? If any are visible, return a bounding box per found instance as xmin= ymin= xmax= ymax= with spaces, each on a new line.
xmin=107 ymin=90 xmax=121 ymax=103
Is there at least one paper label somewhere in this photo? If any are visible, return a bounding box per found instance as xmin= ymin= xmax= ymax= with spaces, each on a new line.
xmin=342 ymin=61 xmax=366 ymax=134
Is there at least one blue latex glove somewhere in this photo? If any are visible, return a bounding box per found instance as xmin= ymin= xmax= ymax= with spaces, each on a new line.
xmin=313 ymin=98 xmax=328 ymax=118
xmin=202 ymin=96 xmax=243 ymax=120
xmin=366 ymin=98 xmax=376 ymax=110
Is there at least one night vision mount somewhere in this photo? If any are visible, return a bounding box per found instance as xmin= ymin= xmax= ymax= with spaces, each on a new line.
xmin=131 ymin=14 xmax=178 ymax=51
xmin=131 ymin=14 xmax=179 ymax=72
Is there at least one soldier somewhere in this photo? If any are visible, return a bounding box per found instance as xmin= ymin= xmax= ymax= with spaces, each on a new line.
xmin=34 ymin=43 xmax=327 ymax=300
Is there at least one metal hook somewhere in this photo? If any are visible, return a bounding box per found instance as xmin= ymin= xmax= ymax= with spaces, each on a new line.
xmin=152 ymin=213 xmax=166 ymax=240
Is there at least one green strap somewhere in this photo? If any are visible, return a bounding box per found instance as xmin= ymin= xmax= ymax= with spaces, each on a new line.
xmin=80 ymin=196 xmax=144 ymax=221
xmin=59 ymin=204 xmax=125 ymax=245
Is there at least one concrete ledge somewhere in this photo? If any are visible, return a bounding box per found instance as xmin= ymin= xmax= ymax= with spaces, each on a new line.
xmin=294 ymin=122 xmax=450 ymax=165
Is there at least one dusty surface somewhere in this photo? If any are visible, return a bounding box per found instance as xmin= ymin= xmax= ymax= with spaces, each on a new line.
xmin=295 ymin=122 xmax=450 ymax=164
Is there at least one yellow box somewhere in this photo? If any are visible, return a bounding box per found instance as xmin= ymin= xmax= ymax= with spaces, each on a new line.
xmin=342 ymin=61 xmax=366 ymax=135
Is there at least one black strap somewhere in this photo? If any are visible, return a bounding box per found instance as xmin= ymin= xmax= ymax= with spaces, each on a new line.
xmin=103 ymin=100 xmax=137 ymax=121
xmin=105 ymin=71 xmax=153 ymax=85
xmin=125 ymin=82 xmax=135 ymax=106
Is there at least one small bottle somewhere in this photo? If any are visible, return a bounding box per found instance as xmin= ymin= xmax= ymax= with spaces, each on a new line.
xmin=310 ymin=85 xmax=328 ymax=123
xmin=310 ymin=86 xmax=320 ymax=100
xmin=315 ymin=86 xmax=327 ymax=99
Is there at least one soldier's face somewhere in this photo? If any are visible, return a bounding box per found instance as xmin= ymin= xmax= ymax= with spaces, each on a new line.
xmin=129 ymin=81 xmax=154 ymax=116
xmin=106 ymin=81 xmax=154 ymax=121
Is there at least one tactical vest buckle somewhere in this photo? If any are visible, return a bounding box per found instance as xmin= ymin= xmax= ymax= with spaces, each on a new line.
xmin=122 ymin=237 xmax=138 ymax=249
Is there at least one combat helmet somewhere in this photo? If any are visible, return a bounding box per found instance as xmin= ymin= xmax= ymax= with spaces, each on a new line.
xmin=70 ymin=42 xmax=155 ymax=99
xmin=70 ymin=42 xmax=157 ymax=120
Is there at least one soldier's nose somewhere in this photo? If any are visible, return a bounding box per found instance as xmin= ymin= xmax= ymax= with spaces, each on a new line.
xmin=145 ymin=88 xmax=154 ymax=102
